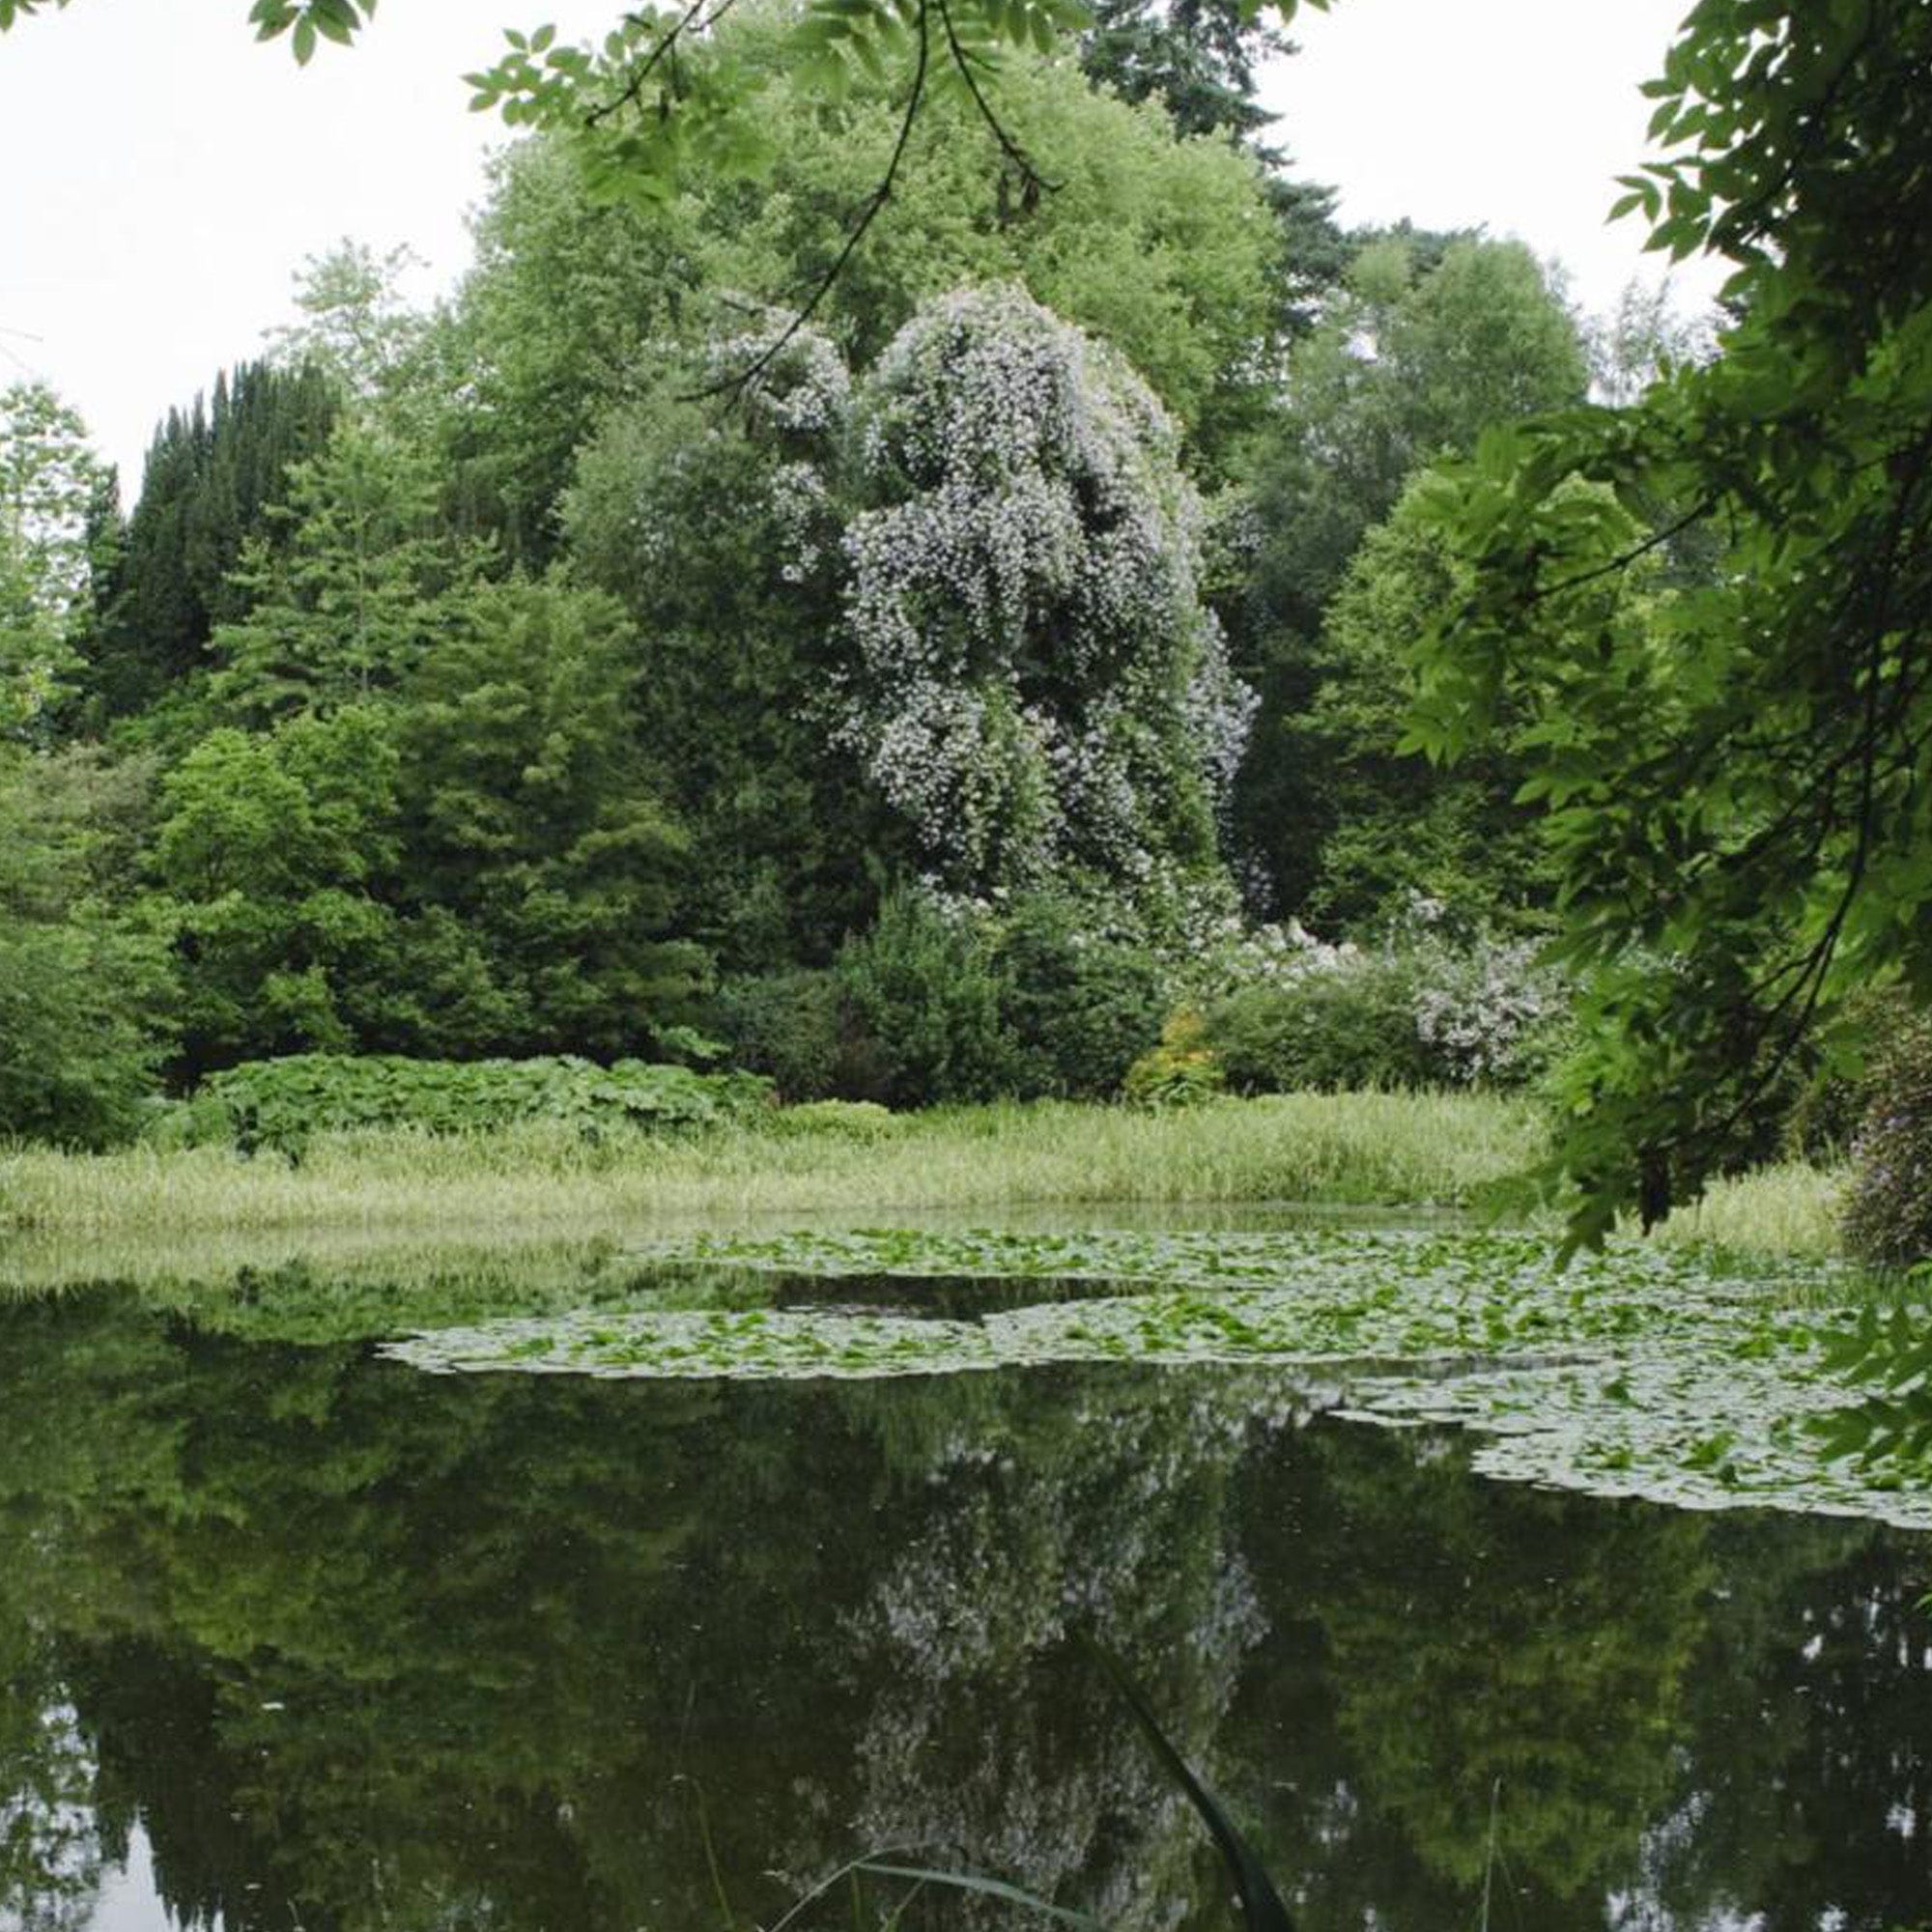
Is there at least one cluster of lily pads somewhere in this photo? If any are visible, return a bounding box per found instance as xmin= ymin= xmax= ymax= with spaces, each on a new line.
xmin=381 ymin=1226 xmax=1932 ymax=1530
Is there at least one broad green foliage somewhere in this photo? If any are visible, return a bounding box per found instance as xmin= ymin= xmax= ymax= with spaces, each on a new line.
xmin=185 ymin=1051 xmax=771 ymax=1154
xmin=1412 ymin=0 xmax=1932 ymax=1247
xmin=393 ymin=577 xmax=705 ymax=1057
xmin=0 ymin=747 xmax=175 ymax=1145
xmin=0 ymin=381 xmax=104 ymax=735
xmin=153 ymin=707 xmax=402 ymax=1070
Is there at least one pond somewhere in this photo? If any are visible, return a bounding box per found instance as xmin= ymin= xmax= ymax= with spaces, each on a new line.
xmin=1 ymin=1230 xmax=1928 ymax=1931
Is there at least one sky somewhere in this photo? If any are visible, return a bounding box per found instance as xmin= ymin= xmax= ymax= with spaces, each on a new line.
xmin=1260 ymin=0 xmax=1719 ymax=309
xmin=0 ymin=0 xmax=1719 ymax=491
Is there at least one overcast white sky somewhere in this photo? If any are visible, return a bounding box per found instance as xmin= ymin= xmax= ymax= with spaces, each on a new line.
xmin=0 ymin=0 xmax=1717 ymax=491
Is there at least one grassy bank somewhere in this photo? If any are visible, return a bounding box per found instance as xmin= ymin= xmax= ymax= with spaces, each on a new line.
xmin=1649 ymin=1162 xmax=1847 ymax=1264
xmin=0 ymin=1092 xmax=1854 ymax=1291
xmin=1 ymin=1090 xmax=1535 ymax=1260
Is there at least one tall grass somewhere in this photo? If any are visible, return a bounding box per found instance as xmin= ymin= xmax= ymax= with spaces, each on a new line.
xmin=1649 ymin=1162 xmax=1846 ymax=1264
xmin=0 ymin=1093 xmax=1542 ymax=1261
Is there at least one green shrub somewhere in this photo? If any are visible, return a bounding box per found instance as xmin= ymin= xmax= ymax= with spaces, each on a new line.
xmin=769 ymin=1099 xmax=903 ymax=1140
xmin=710 ymin=968 xmax=853 ymax=1102
xmin=1842 ymin=1013 xmax=1932 ymax=1269
xmin=189 ymin=1053 xmax=772 ymax=1156
xmin=1122 ymin=1011 xmax=1226 ymax=1108
xmin=1207 ymin=960 xmax=1430 ymax=1093
xmin=834 ymin=889 xmax=1019 ymax=1107
xmin=991 ymin=894 xmax=1166 ymax=1099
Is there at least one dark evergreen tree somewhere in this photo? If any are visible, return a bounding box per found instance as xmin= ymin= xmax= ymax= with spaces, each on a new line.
xmin=84 ymin=360 xmax=337 ymax=718
xmin=1079 ymin=0 xmax=1285 ymax=142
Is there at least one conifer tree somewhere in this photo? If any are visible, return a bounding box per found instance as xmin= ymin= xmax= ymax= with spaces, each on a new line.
xmin=87 ymin=361 xmax=337 ymax=716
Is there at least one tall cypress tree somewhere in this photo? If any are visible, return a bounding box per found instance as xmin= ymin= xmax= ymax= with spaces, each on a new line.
xmin=84 ymin=360 xmax=337 ymax=718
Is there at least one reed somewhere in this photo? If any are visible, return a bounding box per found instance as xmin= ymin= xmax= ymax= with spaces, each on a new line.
xmin=1649 ymin=1162 xmax=1846 ymax=1264
xmin=0 ymin=1093 xmax=1543 ymax=1269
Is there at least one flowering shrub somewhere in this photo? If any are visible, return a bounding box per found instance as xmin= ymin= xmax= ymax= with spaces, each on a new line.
xmin=1842 ymin=1011 xmax=1932 ymax=1268
xmin=1201 ymin=909 xmax=1569 ymax=1094
xmin=831 ymin=288 xmax=1253 ymax=902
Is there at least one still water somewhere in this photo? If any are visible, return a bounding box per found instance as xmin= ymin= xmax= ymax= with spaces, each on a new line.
xmin=1 ymin=1273 xmax=1928 ymax=1931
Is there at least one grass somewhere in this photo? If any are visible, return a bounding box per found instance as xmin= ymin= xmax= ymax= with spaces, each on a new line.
xmin=1648 ymin=1161 xmax=1847 ymax=1264
xmin=0 ymin=1092 xmax=1859 ymax=1291
xmin=0 ymin=1093 xmax=1543 ymax=1286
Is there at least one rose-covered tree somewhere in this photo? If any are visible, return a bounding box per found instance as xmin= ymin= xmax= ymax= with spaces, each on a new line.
xmin=833 ymin=287 xmax=1253 ymax=916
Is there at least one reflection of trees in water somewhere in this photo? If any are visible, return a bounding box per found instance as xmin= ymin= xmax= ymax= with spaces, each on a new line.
xmin=1232 ymin=1424 xmax=1713 ymax=1929
xmin=1628 ymin=1519 xmax=1932 ymax=1932
xmin=0 ymin=1291 xmax=1927 ymax=1930
xmin=0 ymin=1671 xmax=102 ymax=1932
xmin=1228 ymin=1425 xmax=1932 ymax=1932
xmin=829 ymin=1369 xmax=1303 ymax=1930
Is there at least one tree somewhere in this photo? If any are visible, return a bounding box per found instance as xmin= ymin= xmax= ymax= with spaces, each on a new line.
xmin=0 ymin=380 xmax=105 ymax=735
xmin=0 ymin=746 xmax=175 ymax=1143
xmin=446 ymin=29 xmax=1286 ymax=563
xmin=210 ymin=415 xmax=483 ymax=721
xmin=567 ymin=289 xmax=1253 ymax=960
xmin=1226 ymin=236 xmax=1589 ymax=917
xmin=1282 ymin=476 xmax=1550 ymax=931
xmin=832 ymin=287 xmax=1249 ymax=915
xmin=87 ymin=360 xmax=337 ymax=718
xmin=151 ymin=707 xmax=405 ymax=1072
xmin=1410 ymin=0 xmax=1932 ymax=1240
xmin=264 ymin=239 xmax=430 ymax=403
xmin=392 ymin=577 xmax=706 ymax=1059
xmin=563 ymin=341 xmax=874 ymax=969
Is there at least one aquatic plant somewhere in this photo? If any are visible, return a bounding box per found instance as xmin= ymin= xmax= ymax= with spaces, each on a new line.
xmin=382 ymin=1225 xmax=1930 ymax=1530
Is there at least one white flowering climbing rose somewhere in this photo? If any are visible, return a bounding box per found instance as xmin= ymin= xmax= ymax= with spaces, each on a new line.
xmin=795 ymin=287 xmax=1253 ymax=903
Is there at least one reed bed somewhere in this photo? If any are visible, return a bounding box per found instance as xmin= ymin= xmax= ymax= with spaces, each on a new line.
xmin=1 ymin=1093 xmax=1542 ymax=1256
xmin=1649 ymin=1162 xmax=1846 ymax=1264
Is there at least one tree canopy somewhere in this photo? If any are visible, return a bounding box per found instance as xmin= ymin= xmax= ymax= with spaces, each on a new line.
xmin=1409 ymin=0 xmax=1932 ymax=1241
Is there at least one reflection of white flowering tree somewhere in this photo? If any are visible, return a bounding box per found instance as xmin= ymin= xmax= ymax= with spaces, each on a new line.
xmin=833 ymin=289 xmax=1253 ymax=905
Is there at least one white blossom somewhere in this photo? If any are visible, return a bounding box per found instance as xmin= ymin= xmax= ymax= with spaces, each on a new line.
xmin=832 ymin=287 xmax=1253 ymax=903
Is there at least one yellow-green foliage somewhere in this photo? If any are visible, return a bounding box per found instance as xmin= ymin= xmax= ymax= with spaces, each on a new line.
xmin=1122 ymin=1011 xmax=1226 ymax=1109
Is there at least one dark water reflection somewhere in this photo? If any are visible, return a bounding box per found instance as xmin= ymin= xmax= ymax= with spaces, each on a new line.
xmin=1 ymin=1283 xmax=1928 ymax=1932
